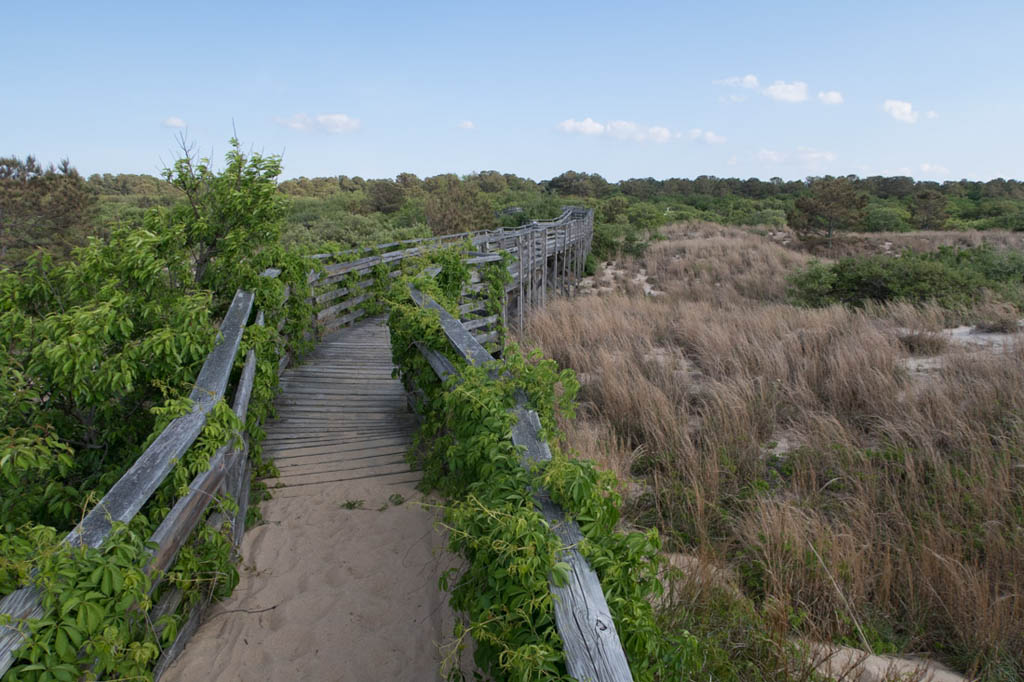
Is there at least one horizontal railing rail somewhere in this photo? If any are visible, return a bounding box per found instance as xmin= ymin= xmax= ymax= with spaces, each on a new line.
xmin=0 ymin=270 xmax=292 ymax=678
xmin=309 ymin=208 xmax=593 ymax=342
xmin=0 ymin=207 xmax=594 ymax=679
xmin=404 ymin=283 xmax=632 ymax=682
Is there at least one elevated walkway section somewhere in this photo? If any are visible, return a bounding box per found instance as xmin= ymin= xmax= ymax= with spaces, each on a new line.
xmin=163 ymin=318 xmax=454 ymax=681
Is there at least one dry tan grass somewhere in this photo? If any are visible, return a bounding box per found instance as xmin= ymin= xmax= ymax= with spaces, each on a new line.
xmin=796 ymin=228 xmax=1024 ymax=260
xmin=521 ymin=223 xmax=1024 ymax=678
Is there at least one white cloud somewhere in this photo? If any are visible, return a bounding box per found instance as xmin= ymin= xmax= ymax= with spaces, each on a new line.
xmin=883 ymin=100 xmax=919 ymax=123
xmin=756 ymin=147 xmax=836 ymax=167
xmin=920 ymin=162 xmax=950 ymax=175
xmin=688 ymin=128 xmax=727 ymax=144
xmin=647 ymin=126 xmax=673 ymax=143
xmin=758 ymin=149 xmax=786 ymax=163
xmin=558 ymin=117 xmax=676 ymax=143
xmin=558 ymin=117 xmax=606 ymax=135
xmin=458 ymin=120 xmax=475 ymax=130
xmin=798 ymin=147 xmax=837 ymax=165
xmin=162 ymin=116 xmax=186 ymax=129
xmin=714 ymin=74 xmax=760 ymax=89
xmin=926 ymin=110 xmax=939 ymax=119
xmin=606 ymin=120 xmax=641 ymax=140
xmin=277 ymin=113 xmax=361 ymax=133
xmin=763 ymin=80 xmax=809 ymax=102
xmin=717 ymin=74 xmax=819 ymax=103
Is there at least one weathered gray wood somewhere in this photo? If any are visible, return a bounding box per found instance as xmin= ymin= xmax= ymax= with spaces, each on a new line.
xmin=458 ymin=300 xmax=488 ymax=315
xmin=508 ymin=408 xmax=633 ymax=681
xmin=152 ymin=585 xmax=207 ymax=680
xmin=315 ymin=278 xmax=373 ymax=305
xmin=463 ymin=254 xmax=503 ymax=265
xmin=317 ymin=294 xmax=368 ymax=322
xmin=144 ymin=341 xmax=258 ymax=588
xmin=1 ymin=210 xmax=594 ymax=678
xmin=66 ymin=287 xmax=254 ymax=550
xmin=541 ymin=227 xmax=547 ymax=306
xmin=321 ymin=307 xmax=365 ymax=331
xmin=473 ymin=330 xmax=499 ymax=346
xmin=408 ymin=272 xmax=630 ymax=682
xmin=144 ymin=456 xmax=228 ymax=586
xmin=461 ymin=314 xmax=499 ymax=331
xmin=0 ymin=588 xmax=44 ymax=672
xmin=517 ymin=233 xmax=525 ymax=331
xmin=0 ymin=290 xmax=255 ymax=674
xmin=413 ymin=342 xmax=458 ymax=381
xmin=409 ymin=286 xmax=493 ymax=368
xmin=149 ymin=587 xmax=184 ymax=639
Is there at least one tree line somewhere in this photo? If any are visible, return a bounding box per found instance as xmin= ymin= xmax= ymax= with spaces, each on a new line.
xmin=4 ymin=154 xmax=1024 ymax=271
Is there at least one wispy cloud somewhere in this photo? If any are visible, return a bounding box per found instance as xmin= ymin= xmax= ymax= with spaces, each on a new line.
xmin=458 ymin=120 xmax=475 ymax=130
xmin=757 ymin=146 xmax=837 ymax=167
xmin=920 ymin=162 xmax=950 ymax=175
xmin=558 ymin=117 xmax=605 ymax=136
xmin=798 ymin=147 xmax=837 ymax=166
xmin=558 ymin=117 xmax=678 ymax=143
xmin=763 ymin=80 xmax=809 ymax=102
xmin=277 ymin=113 xmax=361 ymax=133
xmin=716 ymin=75 xmax=813 ymax=103
xmin=714 ymin=74 xmax=760 ymax=89
xmin=818 ymin=90 xmax=843 ymax=105
xmin=883 ymin=100 xmax=920 ymax=124
xmin=758 ymin=149 xmax=786 ymax=163
xmin=161 ymin=116 xmax=187 ymax=129
xmin=688 ymin=128 xmax=727 ymax=144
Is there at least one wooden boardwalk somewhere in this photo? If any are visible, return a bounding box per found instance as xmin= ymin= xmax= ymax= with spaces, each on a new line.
xmin=163 ymin=317 xmax=455 ymax=681
xmin=266 ymin=317 xmax=421 ymax=494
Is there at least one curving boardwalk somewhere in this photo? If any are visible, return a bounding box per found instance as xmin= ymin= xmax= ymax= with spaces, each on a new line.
xmin=163 ymin=318 xmax=455 ymax=681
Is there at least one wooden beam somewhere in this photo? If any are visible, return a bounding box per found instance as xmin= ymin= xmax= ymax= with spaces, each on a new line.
xmin=67 ymin=287 xmax=254 ymax=549
xmin=1 ymin=289 xmax=255 ymax=673
xmin=407 ymin=288 xmax=633 ymax=681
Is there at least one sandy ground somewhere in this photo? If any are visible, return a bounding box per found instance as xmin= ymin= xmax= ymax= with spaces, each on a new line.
xmin=579 ymin=261 xmax=663 ymax=296
xmin=162 ymin=477 xmax=461 ymax=682
xmin=812 ymin=644 xmax=967 ymax=682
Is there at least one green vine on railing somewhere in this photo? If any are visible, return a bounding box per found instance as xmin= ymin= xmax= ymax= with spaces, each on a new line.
xmin=385 ymin=256 xmax=691 ymax=681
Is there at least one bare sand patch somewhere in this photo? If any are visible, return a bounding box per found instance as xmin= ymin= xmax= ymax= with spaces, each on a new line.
xmin=162 ymin=477 xmax=461 ymax=682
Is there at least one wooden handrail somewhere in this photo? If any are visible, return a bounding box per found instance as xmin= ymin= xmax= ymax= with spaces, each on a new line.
xmin=0 ymin=208 xmax=594 ymax=678
xmin=405 ymin=283 xmax=632 ymax=682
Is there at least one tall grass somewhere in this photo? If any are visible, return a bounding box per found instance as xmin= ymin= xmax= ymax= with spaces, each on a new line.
xmin=521 ymin=223 xmax=1024 ymax=680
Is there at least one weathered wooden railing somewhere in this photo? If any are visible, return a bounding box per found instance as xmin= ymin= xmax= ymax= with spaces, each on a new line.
xmin=405 ymin=284 xmax=632 ymax=682
xmin=309 ymin=207 xmax=594 ymax=340
xmin=0 ymin=270 xmax=290 ymax=678
xmin=0 ymin=207 xmax=594 ymax=678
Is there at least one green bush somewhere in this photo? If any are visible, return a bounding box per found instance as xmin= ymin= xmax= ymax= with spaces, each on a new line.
xmin=788 ymin=246 xmax=1024 ymax=310
xmin=864 ymin=203 xmax=911 ymax=232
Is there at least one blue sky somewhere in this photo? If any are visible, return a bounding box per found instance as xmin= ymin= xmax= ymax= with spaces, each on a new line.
xmin=4 ymin=0 xmax=1023 ymax=182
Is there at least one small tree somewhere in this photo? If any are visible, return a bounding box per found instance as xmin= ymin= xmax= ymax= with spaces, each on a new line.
xmin=911 ymin=190 xmax=948 ymax=230
xmin=154 ymin=136 xmax=285 ymax=300
xmin=0 ymin=156 xmax=96 ymax=267
xmin=424 ymin=177 xmax=494 ymax=234
xmin=787 ymin=176 xmax=868 ymax=247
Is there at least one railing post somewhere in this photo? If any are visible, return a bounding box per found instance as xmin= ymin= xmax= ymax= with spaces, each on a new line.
xmin=517 ymin=232 xmax=525 ymax=332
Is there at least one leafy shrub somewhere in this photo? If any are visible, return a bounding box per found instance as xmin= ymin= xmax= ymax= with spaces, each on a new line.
xmin=788 ymin=246 xmax=1024 ymax=311
xmin=864 ymin=203 xmax=911 ymax=232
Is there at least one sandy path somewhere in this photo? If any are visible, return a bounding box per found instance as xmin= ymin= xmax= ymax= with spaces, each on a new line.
xmin=162 ymin=478 xmax=455 ymax=682
xmin=163 ymin=319 xmax=460 ymax=681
